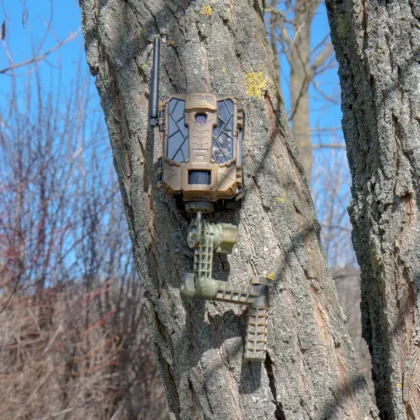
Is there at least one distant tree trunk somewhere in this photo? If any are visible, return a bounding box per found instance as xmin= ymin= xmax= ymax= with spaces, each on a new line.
xmin=326 ymin=2 xmax=420 ymax=419
xmin=80 ymin=0 xmax=376 ymax=418
xmin=290 ymin=0 xmax=315 ymax=182
xmin=268 ymin=0 xmax=333 ymax=182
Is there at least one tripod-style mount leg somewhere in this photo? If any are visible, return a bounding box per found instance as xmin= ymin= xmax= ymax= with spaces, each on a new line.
xmin=181 ymin=213 xmax=274 ymax=361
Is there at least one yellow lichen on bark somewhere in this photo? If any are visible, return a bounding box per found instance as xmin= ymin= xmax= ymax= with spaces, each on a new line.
xmin=245 ymin=71 xmax=266 ymax=97
xmin=200 ymin=6 xmax=213 ymax=16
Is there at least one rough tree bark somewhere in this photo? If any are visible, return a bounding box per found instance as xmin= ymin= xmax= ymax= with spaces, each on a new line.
xmin=326 ymin=1 xmax=420 ymax=419
xmin=80 ymin=0 xmax=377 ymax=418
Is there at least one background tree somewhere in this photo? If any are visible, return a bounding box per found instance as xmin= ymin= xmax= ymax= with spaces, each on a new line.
xmin=79 ymin=0 xmax=377 ymax=418
xmin=311 ymin=150 xmax=374 ymax=395
xmin=267 ymin=0 xmax=336 ymax=181
xmin=326 ymin=1 xmax=420 ymax=418
xmin=267 ymin=0 xmax=374 ymax=395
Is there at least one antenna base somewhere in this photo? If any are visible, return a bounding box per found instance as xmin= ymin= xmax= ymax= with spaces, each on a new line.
xmin=149 ymin=118 xmax=159 ymax=127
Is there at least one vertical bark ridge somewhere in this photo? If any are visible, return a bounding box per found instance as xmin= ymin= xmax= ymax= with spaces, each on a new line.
xmin=326 ymin=1 xmax=420 ymax=418
xmin=80 ymin=0 xmax=376 ymax=418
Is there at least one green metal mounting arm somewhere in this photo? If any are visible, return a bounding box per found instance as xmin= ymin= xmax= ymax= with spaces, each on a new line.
xmin=180 ymin=215 xmax=274 ymax=361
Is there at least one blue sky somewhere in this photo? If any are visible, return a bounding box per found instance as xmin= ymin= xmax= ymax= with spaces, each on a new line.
xmin=0 ymin=0 xmax=83 ymax=80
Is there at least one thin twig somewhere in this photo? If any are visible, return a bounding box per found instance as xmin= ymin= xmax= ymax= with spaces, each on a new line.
xmin=0 ymin=28 xmax=80 ymax=75
xmin=312 ymin=143 xmax=346 ymax=150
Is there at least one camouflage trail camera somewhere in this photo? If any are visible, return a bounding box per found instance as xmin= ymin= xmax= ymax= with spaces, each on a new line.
xmin=149 ymin=38 xmax=273 ymax=362
xmin=149 ymin=40 xmax=244 ymax=212
xmin=157 ymin=94 xmax=244 ymax=212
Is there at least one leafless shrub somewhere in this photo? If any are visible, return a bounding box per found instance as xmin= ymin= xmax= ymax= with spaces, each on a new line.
xmin=311 ymin=148 xmax=354 ymax=268
xmin=0 ymin=63 xmax=168 ymax=419
xmin=0 ymin=280 xmax=168 ymax=419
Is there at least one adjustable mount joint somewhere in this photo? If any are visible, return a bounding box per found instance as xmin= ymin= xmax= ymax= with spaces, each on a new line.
xmin=181 ymin=213 xmax=274 ymax=361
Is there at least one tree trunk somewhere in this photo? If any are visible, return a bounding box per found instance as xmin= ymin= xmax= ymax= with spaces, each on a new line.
xmin=326 ymin=2 xmax=420 ymax=419
xmin=290 ymin=0 xmax=314 ymax=182
xmin=80 ymin=0 xmax=376 ymax=418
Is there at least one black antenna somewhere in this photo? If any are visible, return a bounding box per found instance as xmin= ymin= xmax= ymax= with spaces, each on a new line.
xmin=149 ymin=37 xmax=160 ymax=127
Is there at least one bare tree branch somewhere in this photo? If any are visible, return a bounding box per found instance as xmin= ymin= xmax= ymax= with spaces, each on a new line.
xmin=309 ymin=42 xmax=334 ymax=77
xmin=0 ymin=28 xmax=80 ymax=75
xmin=312 ymin=143 xmax=346 ymax=150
